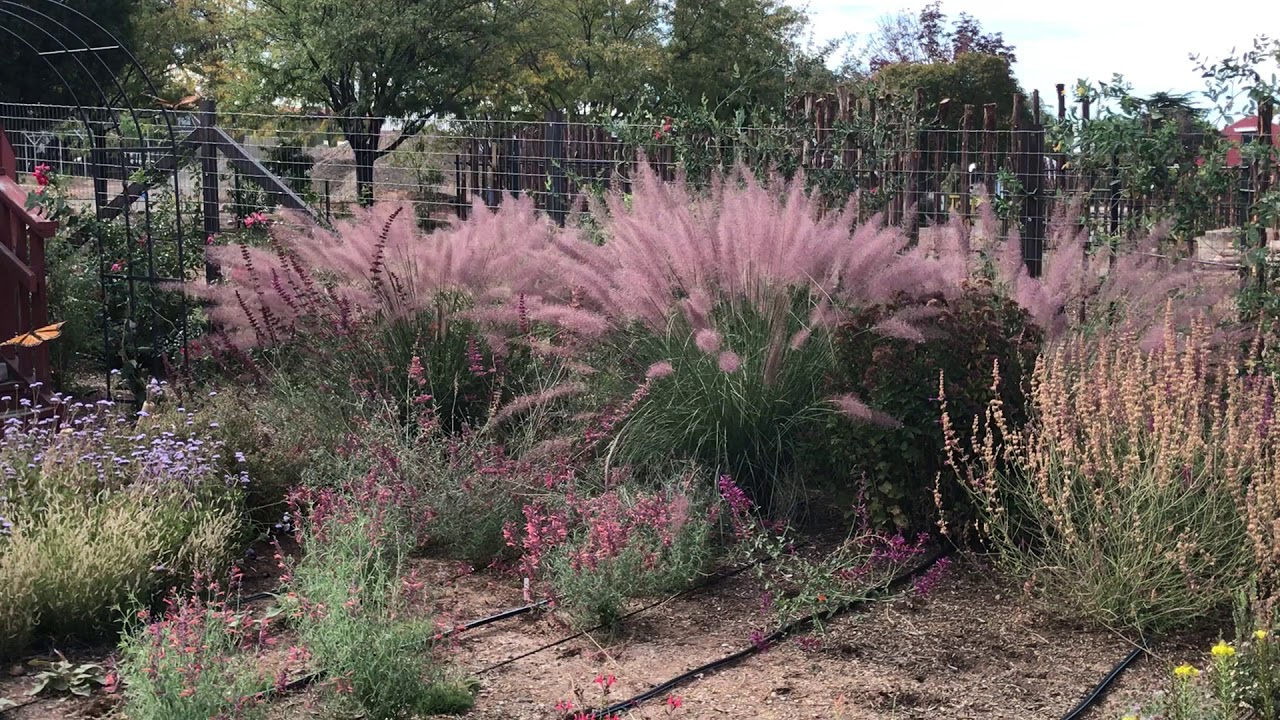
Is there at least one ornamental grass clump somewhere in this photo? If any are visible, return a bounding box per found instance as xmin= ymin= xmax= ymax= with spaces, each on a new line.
xmin=552 ymin=167 xmax=968 ymax=506
xmin=195 ymin=165 xmax=974 ymax=509
xmin=944 ymin=313 xmax=1271 ymax=635
xmin=0 ymin=394 xmax=245 ymax=658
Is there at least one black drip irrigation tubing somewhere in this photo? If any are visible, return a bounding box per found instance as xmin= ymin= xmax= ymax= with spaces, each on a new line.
xmin=276 ymin=599 xmax=552 ymax=693
xmin=248 ymin=554 xmax=772 ymax=696
xmin=277 ymin=556 xmax=766 ymax=694
xmin=574 ymin=549 xmax=950 ymax=720
xmin=477 ymin=553 xmax=773 ymax=676
xmin=1058 ymin=644 xmax=1147 ymax=720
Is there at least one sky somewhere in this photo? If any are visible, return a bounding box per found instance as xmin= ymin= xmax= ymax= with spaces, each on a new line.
xmin=798 ymin=0 xmax=1280 ymax=119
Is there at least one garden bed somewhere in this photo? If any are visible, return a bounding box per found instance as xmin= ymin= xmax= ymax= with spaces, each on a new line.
xmin=0 ymin=555 xmax=1186 ymax=720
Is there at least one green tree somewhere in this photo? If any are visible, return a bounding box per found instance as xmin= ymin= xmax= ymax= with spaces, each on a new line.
xmin=664 ymin=0 xmax=811 ymax=118
xmin=865 ymin=1 xmax=1015 ymax=70
xmin=873 ymin=52 xmax=1022 ymax=127
xmin=484 ymin=0 xmax=666 ymax=118
xmin=243 ymin=0 xmax=532 ymax=203
xmin=0 ymin=0 xmax=155 ymax=106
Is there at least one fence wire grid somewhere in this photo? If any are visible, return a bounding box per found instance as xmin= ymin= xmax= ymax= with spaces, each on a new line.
xmin=0 ymin=101 xmax=1271 ymax=275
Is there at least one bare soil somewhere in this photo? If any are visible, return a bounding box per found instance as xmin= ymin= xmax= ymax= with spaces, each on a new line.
xmin=0 ymin=555 xmax=1195 ymax=720
xmin=427 ymin=557 xmax=1175 ymax=720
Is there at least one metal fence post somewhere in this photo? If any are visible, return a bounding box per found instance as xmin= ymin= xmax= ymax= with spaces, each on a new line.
xmin=546 ymin=110 xmax=567 ymax=227
xmin=200 ymin=99 xmax=221 ymax=282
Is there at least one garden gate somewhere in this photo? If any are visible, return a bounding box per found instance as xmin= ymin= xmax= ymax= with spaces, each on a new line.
xmin=0 ymin=120 xmax=55 ymax=400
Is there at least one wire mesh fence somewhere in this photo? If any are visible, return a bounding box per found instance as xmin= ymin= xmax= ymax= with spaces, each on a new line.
xmin=0 ymin=98 xmax=1270 ymax=275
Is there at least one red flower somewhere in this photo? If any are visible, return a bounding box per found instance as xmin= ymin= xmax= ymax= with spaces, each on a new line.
xmin=33 ymin=164 xmax=51 ymax=188
xmin=654 ymin=116 xmax=673 ymax=139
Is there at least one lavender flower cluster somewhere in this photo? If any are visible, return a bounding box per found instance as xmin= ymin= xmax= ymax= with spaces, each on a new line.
xmin=0 ymin=383 xmax=250 ymax=521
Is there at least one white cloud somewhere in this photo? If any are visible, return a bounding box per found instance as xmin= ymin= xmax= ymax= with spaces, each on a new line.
xmin=796 ymin=0 xmax=1280 ymax=114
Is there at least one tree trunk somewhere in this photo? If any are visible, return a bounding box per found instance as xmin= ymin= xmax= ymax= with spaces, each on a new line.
xmin=346 ymin=117 xmax=384 ymax=206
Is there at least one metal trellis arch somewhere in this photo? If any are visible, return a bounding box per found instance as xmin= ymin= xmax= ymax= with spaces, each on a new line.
xmin=0 ymin=0 xmax=190 ymax=400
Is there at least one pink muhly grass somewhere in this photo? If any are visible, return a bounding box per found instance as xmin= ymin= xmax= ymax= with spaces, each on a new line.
xmin=871 ymin=317 xmax=926 ymax=343
xmin=645 ymin=361 xmax=675 ymax=379
xmin=958 ymin=197 xmax=1240 ymax=344
xmin=540 ymin=165 xmax=967 ymax=340
xmin=694 ymin=329 xmax=722 ymax=354
xmin=190 ymin=199 xmax=562 ymax=349
xmin=717 ymin=351 xmax=742 ymax=374
xmin=829 ymin=394 xmax=900 ymax=427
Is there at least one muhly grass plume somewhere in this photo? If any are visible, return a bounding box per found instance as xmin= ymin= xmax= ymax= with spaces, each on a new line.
xmin=922 ymin=197 xmax=1242 ymax=346
xmin=195 ymin=162 xmax=1237 ymax=366
xmin=190 ymin=197 xmax=561 ymax=349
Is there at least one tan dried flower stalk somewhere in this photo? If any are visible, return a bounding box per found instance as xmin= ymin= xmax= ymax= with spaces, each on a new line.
xmin=942 ymin=308 xmax=1280 ymax=633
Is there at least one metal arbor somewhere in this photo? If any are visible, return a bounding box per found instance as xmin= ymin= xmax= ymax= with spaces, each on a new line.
xmin=0 ymin=0 xmax=191 ymax=398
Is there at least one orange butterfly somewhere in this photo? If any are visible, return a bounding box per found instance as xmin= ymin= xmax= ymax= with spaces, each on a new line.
xmin=1 ymin=322 xmax=65 ymax=348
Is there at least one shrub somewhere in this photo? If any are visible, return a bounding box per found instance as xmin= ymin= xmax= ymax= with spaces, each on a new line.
xmin=945 ymin=318 xmax=1268 ymax=634
xmin=0 ymin=396 xmax=245 ymax=657
xmin=811 ymin=281 xmax=1041 ymax=531
xmin=720 ymin=475 xmax=947 ymax=633
xmin=531 ymin=475 xmax=720 ymax=630
xmin=116 ymin=583 xmax=302 ymax=720
xmin=288 ymin=476 xmax=475 ymax=719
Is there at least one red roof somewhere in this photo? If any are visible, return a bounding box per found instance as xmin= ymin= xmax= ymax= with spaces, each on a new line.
xmin=1222 ymin=116 xmax=1280 ymax=166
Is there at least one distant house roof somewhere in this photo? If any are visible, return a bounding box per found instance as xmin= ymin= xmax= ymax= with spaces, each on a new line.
xmin=1222 ymin=116 xmax=1280 ymax=166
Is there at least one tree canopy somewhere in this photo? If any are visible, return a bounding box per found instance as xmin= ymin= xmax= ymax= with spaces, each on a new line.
xmin=858 ymin=2 xmax=1021 ymax=127
xmin=235 ymin=0 xmax=533 ymax=201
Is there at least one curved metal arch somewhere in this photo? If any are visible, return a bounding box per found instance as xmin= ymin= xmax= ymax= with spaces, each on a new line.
xmin=0 ymin=3 xmax=147 ymax=387
xmin=0 ymin=0 xmax=192 ymax=393
xmin=0 ymin=2 xmax=145 ymax=145
xmin=0 ymin=25 xmax=94 ymax=136
xmin=34 ymin=0 xmax=193 ymax=381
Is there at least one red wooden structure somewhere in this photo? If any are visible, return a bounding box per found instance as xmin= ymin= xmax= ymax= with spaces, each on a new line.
xmin=0 ymin=120 xmax=57 ymax=389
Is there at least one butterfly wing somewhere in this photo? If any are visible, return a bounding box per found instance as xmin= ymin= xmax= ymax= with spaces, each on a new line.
xmin=1 ymin=322 xmax=65 ymax=348
xmin=1 ymin=332 xmax=36 ymax=348
xmin=32 ymin=322 xmax=65 ymax=342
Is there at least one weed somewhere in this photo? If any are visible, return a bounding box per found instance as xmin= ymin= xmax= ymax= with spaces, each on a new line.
xmin=25 ymin=654 xmax=105 ymax=698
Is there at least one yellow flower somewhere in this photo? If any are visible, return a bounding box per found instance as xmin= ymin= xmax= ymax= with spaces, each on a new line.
xmin=1256 ymin=630 xmax=1270 ymax=641
xmin=1212 ymin=641 xmax=1236 ymax=658
xmin=1122 ymin=716 xmax=1138 ymax=720
xmin=1174 ymin=663 xmax=1200 ymax=678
